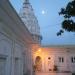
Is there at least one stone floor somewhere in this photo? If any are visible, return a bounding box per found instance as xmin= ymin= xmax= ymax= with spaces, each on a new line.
xmin=35 ymin=72 xmax=72 ymax=75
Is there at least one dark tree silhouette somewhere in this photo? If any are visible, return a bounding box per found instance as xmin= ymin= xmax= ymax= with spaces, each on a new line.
xmin=57 ymin=0 xmax=75 ymax=36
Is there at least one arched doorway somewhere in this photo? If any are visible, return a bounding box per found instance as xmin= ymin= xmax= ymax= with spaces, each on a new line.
xmin=35 ymin=56 xmax=42 ymax=71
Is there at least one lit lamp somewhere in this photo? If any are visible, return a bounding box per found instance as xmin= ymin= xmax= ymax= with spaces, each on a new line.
xmin=38 ymin=48 xmax=41 ymax=52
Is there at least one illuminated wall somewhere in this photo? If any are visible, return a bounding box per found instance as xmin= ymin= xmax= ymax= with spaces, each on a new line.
xmin=33 ymin=46 xmax=75 ymax=72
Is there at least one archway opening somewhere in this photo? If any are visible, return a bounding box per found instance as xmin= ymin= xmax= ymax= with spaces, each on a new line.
xmin=35 ymin=56 xmax=42 ymax=71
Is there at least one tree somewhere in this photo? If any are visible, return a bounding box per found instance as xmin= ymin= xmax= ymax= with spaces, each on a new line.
xmin=57 ymin=0 xmax=75 ymax=36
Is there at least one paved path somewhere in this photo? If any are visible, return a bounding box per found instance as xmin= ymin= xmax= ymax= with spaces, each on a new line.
xmin=35 ymin=72 xmax=72 ymax=75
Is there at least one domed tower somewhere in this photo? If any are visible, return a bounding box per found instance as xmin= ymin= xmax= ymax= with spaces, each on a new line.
xmin=19 ymin=0 xmax=42 ymax=44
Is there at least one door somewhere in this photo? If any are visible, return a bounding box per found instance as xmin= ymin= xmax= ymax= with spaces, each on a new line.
xmin=35 ymin=56 xmax=42 ymax=71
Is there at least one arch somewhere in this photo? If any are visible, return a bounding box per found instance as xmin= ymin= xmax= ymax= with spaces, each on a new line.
xmin=35 ymin=56 xmax=42 ymax=71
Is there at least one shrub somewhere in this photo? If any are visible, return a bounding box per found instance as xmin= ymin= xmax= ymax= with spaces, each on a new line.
xmin=53 ymin=65 xmax=58 ymax=71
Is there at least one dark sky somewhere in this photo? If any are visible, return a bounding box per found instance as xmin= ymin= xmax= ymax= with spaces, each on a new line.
xmin=10 ymin=0 xmax=75 ymax=45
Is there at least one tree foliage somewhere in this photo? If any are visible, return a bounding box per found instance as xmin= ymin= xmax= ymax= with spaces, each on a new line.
xmin=57 ymin=0 xmax=75 ymax=36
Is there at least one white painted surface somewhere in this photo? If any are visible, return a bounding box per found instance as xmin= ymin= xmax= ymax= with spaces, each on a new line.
xmin=33 ymin=47 xmax=75 ymax=73
xmin=0 ymin=0 xmax=34 ymax=75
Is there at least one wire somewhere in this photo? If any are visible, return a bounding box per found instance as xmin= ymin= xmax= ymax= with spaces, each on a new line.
xmin=40 ymin=23 xmax=61 ymax=29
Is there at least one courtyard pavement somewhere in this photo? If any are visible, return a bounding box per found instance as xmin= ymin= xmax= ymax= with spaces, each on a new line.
xmin=35 ymin=72 xmax=72 ymax=75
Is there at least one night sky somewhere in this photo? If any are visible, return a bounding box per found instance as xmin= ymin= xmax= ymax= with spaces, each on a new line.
xmin=10 ymin=0 xmax=75 ymax=45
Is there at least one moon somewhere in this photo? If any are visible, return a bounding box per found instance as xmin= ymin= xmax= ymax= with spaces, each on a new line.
xmin=42 ymin=10 xmax=45 ymax=15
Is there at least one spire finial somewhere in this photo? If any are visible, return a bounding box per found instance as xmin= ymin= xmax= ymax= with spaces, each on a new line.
xmin=25 ymin=0 xmax=29 ymax=3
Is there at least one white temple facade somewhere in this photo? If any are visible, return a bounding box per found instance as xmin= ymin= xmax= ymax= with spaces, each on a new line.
xmin=0 ymin=0 xmax=37 ymax=75
xmin=0 ymin=0 xmax=75 ymax=75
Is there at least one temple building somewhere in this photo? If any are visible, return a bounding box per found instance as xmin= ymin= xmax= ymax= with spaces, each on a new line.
xmin=0 ymin=0 xmax=40 ymax=75
xmin=19 ymin=0 xmax=42 ymax=43
xmin=33 ymin=46 xmax=75 ymax=73
xmin=0 ymin=0 xmax=75 ymax=75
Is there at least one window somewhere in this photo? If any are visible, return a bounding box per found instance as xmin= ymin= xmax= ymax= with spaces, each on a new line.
xmin=71 ymin=56 xmax=75 ymax=63
xmin=58 ymin=57 xmax=64 ymax=63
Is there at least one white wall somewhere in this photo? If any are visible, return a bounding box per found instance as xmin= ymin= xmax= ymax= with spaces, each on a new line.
xmin=0 ymin=32 xmax=12 ymax=75
xmin=0 ymin=0 xmax=34 ymax=74
xmin=34 ymin=47 xmax=75 ymax=73
xmin=0 ymin=25 xmax=24 ymax=75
